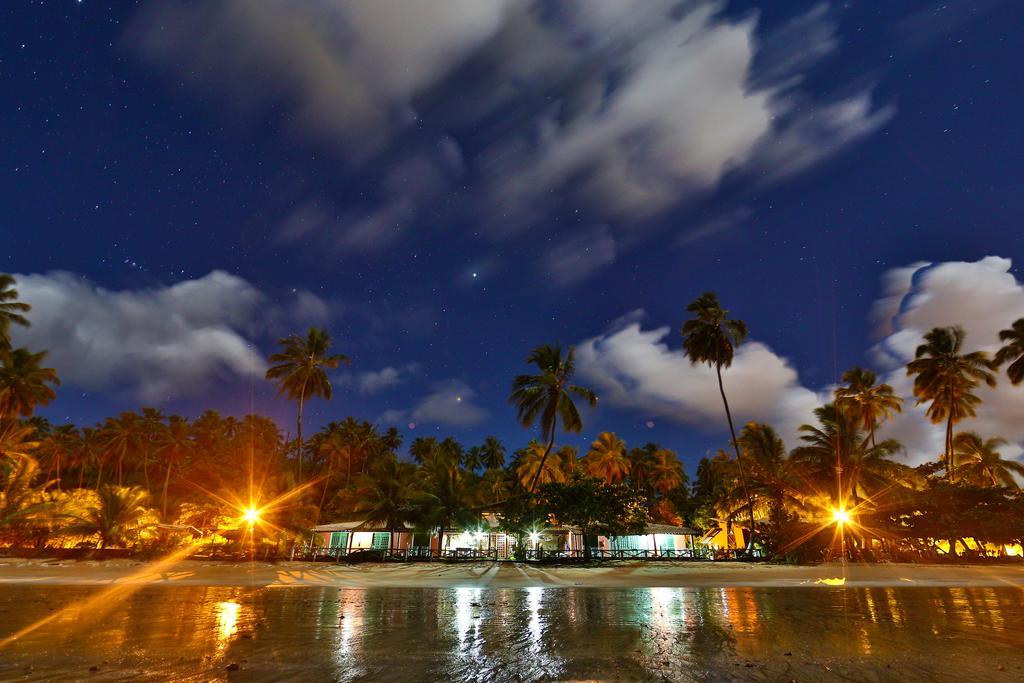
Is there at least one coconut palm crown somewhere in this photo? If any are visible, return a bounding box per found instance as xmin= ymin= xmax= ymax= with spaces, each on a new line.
xmin=906 ymin=326 xmax=996 ymax=480
xmin=952 ymin=432 xmax=1024 ymax=488
xmin=834 ymin=366 xmax=903 ymax=447
xmin=994 ymin=318 xmax=1024 ymax=385
xmin=0 ymin=274 xmax=31 ymax=351
xmin=509 ymin=344 xmax=596 ymax=492
xmin=266 ymin=327 xmax=350 ymax=480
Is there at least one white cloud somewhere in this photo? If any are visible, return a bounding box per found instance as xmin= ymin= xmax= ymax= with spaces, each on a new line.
xmin=575 ymin=259 xmax=1024 ymax=467
xmin=575 ymin=311 xmax=821 ymax=445
xmin=868 ymin=257 xmax=1024 ymax=464
xmin=10 ymin=271 xmax=329 ymax=402
xmin=379 ymin=380 xmax=488 ymax=427
xmin=355 ymin=363 xmax=421 ymax=395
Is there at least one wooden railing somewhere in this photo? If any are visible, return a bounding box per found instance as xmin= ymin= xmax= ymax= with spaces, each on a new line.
xmin=303 ymin=545 xmax=761 ymax=562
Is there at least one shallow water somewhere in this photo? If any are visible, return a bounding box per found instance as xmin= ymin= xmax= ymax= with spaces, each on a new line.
xmin=1 ymin=585 xmax=1022 ymax=681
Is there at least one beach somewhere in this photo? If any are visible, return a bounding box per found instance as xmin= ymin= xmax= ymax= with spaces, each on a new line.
xmin=2 ymin=557 xmax=1022 ymax=588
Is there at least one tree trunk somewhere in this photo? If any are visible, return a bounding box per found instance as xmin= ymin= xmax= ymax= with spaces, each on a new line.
xmin=528 ymin=427 xmax=557 ymax=493
xmin=296 ymin=391 xmax=306 ymax=481
xmin=78 ymin=462 xmax=85 ymax=489
xmin=316 ymin=462 xmax=333 ymax=524
xmin=717 ymin=364 xmax=755 ymax=549
xmin=162 ymin=464 xmax=172 ymax=518
xmin=945 ymin=412 xmax=955 ymax=482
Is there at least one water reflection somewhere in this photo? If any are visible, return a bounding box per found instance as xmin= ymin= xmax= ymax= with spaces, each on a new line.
xmin=1 ymin=584 xmax=1023 ymax=681
xmin=214 ymin=600 xmax=240 ymax=654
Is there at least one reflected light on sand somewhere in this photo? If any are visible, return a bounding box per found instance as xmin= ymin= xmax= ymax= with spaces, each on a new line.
xmin=215 ymin=601 xmax=240 ymax=653
xmin=454 ymin=587 xmax=482 ymax=658
xmin=526 ymin=586 xmax=543 ymax=649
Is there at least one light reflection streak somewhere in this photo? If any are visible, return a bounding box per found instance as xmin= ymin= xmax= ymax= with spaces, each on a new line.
xmin=215 ymin=601 xmax=240 ymax=655
xmin=0 ymin=540 xmax=202 ymax=649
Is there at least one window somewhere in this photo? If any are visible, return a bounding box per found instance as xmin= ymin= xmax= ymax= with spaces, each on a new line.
xmin=329 ymin=531 xmax=349 ymax=549
xmin=371 ymin=532 xmax=390 ymax=550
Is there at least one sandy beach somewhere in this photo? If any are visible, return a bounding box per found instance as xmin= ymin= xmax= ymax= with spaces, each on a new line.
xmin=1 ymin=558 xmax=1022 ymax=589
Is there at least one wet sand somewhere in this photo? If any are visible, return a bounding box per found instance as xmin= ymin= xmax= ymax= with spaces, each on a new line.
xmin=1 ymin=558 xmax=1023 ymax=588
xmin=1 ymin=583 xmax=1022 ymax=681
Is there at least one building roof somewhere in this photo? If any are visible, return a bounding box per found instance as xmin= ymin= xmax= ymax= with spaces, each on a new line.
xmin=312 ymin=520 xmax=417 ymax=532
xmin=644 ymin=523 xmax=699 ymax=536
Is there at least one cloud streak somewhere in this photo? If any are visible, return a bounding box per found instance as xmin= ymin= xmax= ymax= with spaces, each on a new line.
xmin=124 ymin=1 xmax=892 ymax=284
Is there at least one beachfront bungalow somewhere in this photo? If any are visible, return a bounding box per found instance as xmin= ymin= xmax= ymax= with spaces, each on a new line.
xmin=312 ymin=520 xmax=432 ymax=557
xmin=311 ymin=516 xmax=700 ymax=560
xmin=595 ymin=524 xmax=700 ymax=557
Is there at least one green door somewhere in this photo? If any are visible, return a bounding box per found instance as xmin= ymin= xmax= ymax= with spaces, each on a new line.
xmin=371 ymin=532 xmax=391 ymax=550
xmin=610 ymin=535 xmax=639 ymax=550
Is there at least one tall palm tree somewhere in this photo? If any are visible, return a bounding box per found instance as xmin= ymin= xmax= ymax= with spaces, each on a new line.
xmin=0 ymin=348 xmax=60 ymax=418
xmin=0 ymin=274 xmax=31 ymax=351
xmin=582 ymin=431 xmax=631 ymax=484
xmin=479 ymin=436 xmax=506 ymax=471
xmin=100 ymin=412 xmax=143 ymax=487
xmin=62 ymin=485 xmax=153 ymax=549
xmin=952 ymin=432 xmax=1024 ymax=488
xmin=994 ymin=318 xmax=1024 ymax=385
xmin=265 ymin=328 xmax=349 ymax=480
xmin=906 ymin=326 xmax=996 ymax=480
xmin=681 ymin=292 xmax=755 ymax=542
xmin=834 ymin=366 xmax=903 ymax=447
xmin=41 ymin=424 xmax=78 ymax=491
xmin=509 ymin=344 xmax=597 ymax=492
xmin=154 ymin=415 xmax=193 ymax=517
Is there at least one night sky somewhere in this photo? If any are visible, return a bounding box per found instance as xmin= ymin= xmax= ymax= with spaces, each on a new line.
xmin=4 ymin=1 xmax=1024 ymax=473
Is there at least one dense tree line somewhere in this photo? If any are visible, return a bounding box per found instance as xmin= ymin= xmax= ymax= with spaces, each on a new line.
xmin=2 ymin=273 xmax=1024 ymax=559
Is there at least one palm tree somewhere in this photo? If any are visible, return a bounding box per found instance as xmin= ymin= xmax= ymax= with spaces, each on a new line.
xmin=906 ymin=326 xmax=996 ymax=480
xmin=582 ymin=431 xmax=631 ymax=484
xmin=514 ymin=441 xmax=570 ymax=489
xmin=994 ymin=318 xmax=1024 ymax=385
xmin=733 ymin=423 xmax=804 ymax=533
xmin=41 ymin=424 xmax=78 ymax=491
xmin=265 ymin=328 xmax=349 ymax=480
xmin=100 ymin=412 xmax=143 ymax=487
xmin=63 ymin=485 xmax=153 ymax=549
xmin=681 ymin=292 xmax=755 ymax=542
xmin=834 ymin=367 xmax=903 ymax=447
xmin=790 ymin=405 xmax=914 ymax=513
xmin=646 ymin=448 xmax=686 ymax=495
xmin=0 ymin=420 xmax=40 ymax=461
xmin=0 ymin=452 xmax=54 ymax=541
xmin=509 ymin=344 xmax=597 ymax=492
xmin=479 ymin=436 xmax=506 ymax=471
xmin=154 ymin=415 xmax=193 ymax=517
xmin=354 ymin=456 xmax=424 ymax=554
xmin=0 ymin=348 xmax=60 ymax=418
xmin=952 ymin=432 xmax=1024 ymax=488
xmin=419 ymin=446 xmax=471 ymax=553
xmin=0 ymin=274 xmax=31 ymax=351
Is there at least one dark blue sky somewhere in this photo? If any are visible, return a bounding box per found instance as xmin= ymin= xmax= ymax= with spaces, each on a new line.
xmin=4 ymin=1 xmax=1023 ymax=472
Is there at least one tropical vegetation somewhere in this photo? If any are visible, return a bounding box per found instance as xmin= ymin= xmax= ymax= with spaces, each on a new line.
xmin=1 ymin=272 xmax=1023 ymax=561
